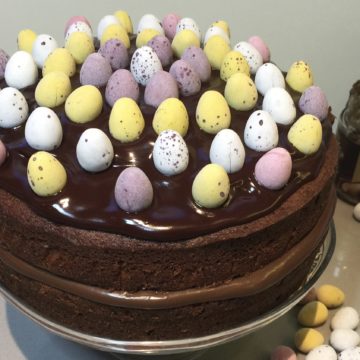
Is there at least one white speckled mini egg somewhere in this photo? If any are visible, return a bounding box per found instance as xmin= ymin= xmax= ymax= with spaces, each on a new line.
xmin=255 ymin=63 xmax=285 ymax=96
xmin=244 ymin=110 xmax=278 ymax=152
xmin=338 ymin=347 xmax=360 ymax=360
xmin=210 ymin=129 xmax=245 ymax=174
xmin=204 ymin=26 xmax=230 ymax=45
xmin=32 ymin=34 xmax=58 ymax=68
xmin=330 ymin=329 xmax=360 ymax=352
xmin=130 ymin=46 xmax=162 ymax=86
xmin=4 ymin=51 xmax=38 ymax=89
xmin=65 ymin=21 xmax=92 ymax=42
xmin=306 ymin=345 xmax=337 ymax=360
xmin=331 ymin=307 xmax=360 ymax=330
xmin=262 ymin=87 xmax=296 ymax=125
xmin=152 ymin=129 xmax=189 ymax=176
xmin=0 ymin=87 xmax=28 ymax=128
xmin=76 ymin=128 xmax=114 ymax=173
xmin=233 ymin=41 xmax=263 ymax=74
xmin=137 ymin=14 xmax=164 ymax=35
xmin=97 ymin=15 xmax=120 ymax=40
xmin=25 ymin=107 xmax=63 ymax=150
xmin=176 ymin=18 xmax=201 ymax=40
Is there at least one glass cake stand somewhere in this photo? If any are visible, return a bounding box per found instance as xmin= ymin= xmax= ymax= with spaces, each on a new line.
xmin=0 ymin=222 xmax=336 ymax=360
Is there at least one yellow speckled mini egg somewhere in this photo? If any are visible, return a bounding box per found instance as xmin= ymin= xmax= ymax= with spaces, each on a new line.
xmin=153 ymin=98 xmax=189 ymax=136
xmin=171 ymin=29 xmax=200 ymax=58
xmin=27 ymin=151 xmax=67 ymax=196
xmin=42 ymin=48 xmax=76 ymax=77
xmin=101 ymin=24 xmax=130 ymax=48
xmin=297 ymin=301 xmax=329 ymax=327
xmin=196 ymin=90 xmax=231 ymax=134
xmin=286 ymin=60 xmax=314 ymax=93
xmin=17 ymin=29 xmax=37 ymax=53
xmin=204 ymin=35 xmax=231 ymax=70
xmin=294 ymin=328 xmax=324 ymax=354
xmin=109 ymin=97 xmax=145 ymax=142
xmin=316 ymin=284 xmax=345 ymax=308
xmin=220 ymin=50 xmax=250 ymax=81
xmin=65 ymin=32 xmax=95 ymax=65
xmin=65 ymin=85 xmax=103 ymax=124
xmin=288 ymin=114 xmax=322 ymax=155
xmin=192 ymin=164 xmax=230 ymax=208
xmin=35 ymin=72 xmax=72 ymax=108
xmin=224 ymin=72 xmax=258 ymax=111
xmin=211 ymin=20 xmax=230 ymax=37
xmin=136 ymin=29 xmax=160 ymax=48
xmin=114 ymin=10 xmax=133 ymax=34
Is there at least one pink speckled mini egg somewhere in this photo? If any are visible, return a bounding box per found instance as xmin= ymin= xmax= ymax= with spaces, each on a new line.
xmin=248 ymin=35 xmax=271 ymax=62
xmin=169 ymin=59 xmax=201 ymax=96
xmin=270 ymin=345 xmax=297 ymax=360
xmin=99 ymin=39 xmax=129 ymax=70
xmin=80 ymin=53 xmax=113 ymax=87
xmin=147 ymin=35 xmax=173 ymax=67
xmin=181 ymin=46 xmax=211 ymax=82
xmin=64 ymin=16 xmax=91 ymax=35
xmin=299 ymin=86 xmax=329 ymax=120
xmin=0 ymin=140 xmax=7 ymax=166
xmin=162 ymin=13 xmax=181 ymax=40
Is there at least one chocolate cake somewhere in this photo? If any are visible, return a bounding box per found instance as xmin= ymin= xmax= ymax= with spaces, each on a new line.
xmin=0 ymin=12 xmax=337 ymax=341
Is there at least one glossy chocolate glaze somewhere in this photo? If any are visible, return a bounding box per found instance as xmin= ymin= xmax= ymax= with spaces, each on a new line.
xmin=0 ymin=66 xmax=333 ymax=241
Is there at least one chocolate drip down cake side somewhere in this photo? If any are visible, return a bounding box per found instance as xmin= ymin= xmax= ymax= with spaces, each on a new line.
xmin=0 ymin=11 xmax=338 ymax=340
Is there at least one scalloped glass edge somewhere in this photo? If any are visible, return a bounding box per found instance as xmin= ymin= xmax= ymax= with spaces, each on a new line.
xmin=0 ymin=221 xmax=336 ymax=356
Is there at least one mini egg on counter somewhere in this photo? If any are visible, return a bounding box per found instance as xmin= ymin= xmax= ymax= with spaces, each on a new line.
xmin=204 ymin=35 xmax=231 ymax=70
xmin=338 ymin=347 xmax=360 ymax=360
xmin=220 ymin=50 xmax=250 ymax=82
xmin=270 ymin=345 xmax=297 ymax=360
xmin=0 ymin=49 xmax=9 ymax=80
xmin=137 ymin=14 xmax=164 ymax=35
xmin=299 ymin=86 xmax=329 ymax=120
xmin=248 ymin=35 xmax=270 ymax=62
xmin=288 ymin=114 xmax=322 ymax=155
xmin=244 ymin=110 xmax=278 ymax=152
xmin=130 ymin=46 xmax=162 ymax=86
xmin=176 ymin=17 xmax=201 ymax=40
xmin=32 ymin=34 xmax=58 ymax=68
xmin=80 ymin=53 xmax=113 ymax=87
xmin=169 ymin=59 xmax=201 ymax=96
xmin=64 ymin=15 xmax=91 ymax=35
xmin=65 ymin=85 xmax=103 ymax=124
xmin=299 ymin=288 xmax=318 ymax=305
xmin=233 ymin=41 xmax=263 ymax=74
xmin=109 ymin=97 xmax=145 ymax=142
xmin=152 ymin=98 xmax=189 ymax=136
xmin=294 ymin=328 xmax=324 ymax=354
xmin=0 ymin=87 xmax=29 ymax=128
xmin=316 ymin=284 xmax=345 ymax=309
xmin=210 ymin=129 xmax=245 ymax=174
xmin=114 ymin=167 xmax=153 ymax=213
xmin=192 ymin=163 xmax=230 ymax=209
xmin=65 ymin=32 xmax=95 ymax=65
xmin=17 ymin=29 xmax=37 ymax=53
xmin=354 ymin=203 xmax=360 ymax=221
xmin=255 ymin=63 xmax=285 ymax=96
xmin=152 ymin=129 xmax=189 ymax=176
xmin=76 ymin=128 xmax=114 ymax=172
xmin=297 ymin=301 xmax=329 ymax=327
xmin=196 ymin=90 xmax=231 ymax=134
xmin=331 ymin=306 xmax=360 ymax=330
xmin=0 ymin=140 xmax=7 ymax=166
xmin=105 ymin=69 xmax=139 ymax=107
xmin=286 ymin=60 xmax=314 ymax=93
xmin=305 ymin=345 xmax=337 ymax=360
xmin=204 ymin=25 xmax=230 ymax=45
xmin=181 ymin=46 xmax=211 ymax=83
xmin=4 ymin=51 xmax=38 ymax=89
xmin=144 ymin=70 xmax=178 ymax=107
xmin=65 ymin=21 xmax=92 ymax=43
xmin=147 ymin=35 xmax=173 ymax=67
xmin=27 ymin=151 xmax=67 ymax=197
xmin=114 ymin=10 xmax=133 ymax=34
xmin=97 ymin=14 xmax=120 ymax=40
xmin=136 ymin=29 xmax=160 ymax=48
xmin=99 ymin=39 xmax=129 ymax=71
xmin=330 ymin=329 xmax=360 ymax=352
xmin=42 ymin=48 xmax=76 ymax=77
xmin=25 ymin=107 xmax=63 ymax=150
xmin=162 ymin=13 xmax=181 ymax=40
xmin=172 ymin=29 xmax=200 ymax=58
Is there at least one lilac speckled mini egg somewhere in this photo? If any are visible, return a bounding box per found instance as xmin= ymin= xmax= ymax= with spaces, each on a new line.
xmin=105 ymin=69 xmax=139 ymax=107
xmin=169 ymin=59 xmax=201 ymax=96
xmin=144 ymin=70 xmax=178 ymax=107
xmin=80 ymin=53 xmax=113 ymax=87
xmin=162 ymin=13 xmax=181 ymax=40
xmin=99 ymin=39 xmax=129 ymax=70
xmin=0 ymin=49 xmax=9 ymax=80
xmin=181 ymin=46 xmax=211 ymax=82
xmin=147 ymin=35 xmax=173 ymax=67
xmin=299 ymin=85 xmax=329 ymax=120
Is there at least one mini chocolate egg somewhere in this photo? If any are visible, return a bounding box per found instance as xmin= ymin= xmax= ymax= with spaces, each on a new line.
xmin=0 ymin=87 xmax=28 ymax=128
xmin=65 ymin=32 xmax=95 ymax=64
xmin=255 ymin=147 xmax=292 ymax=190
xmin=248 ymin=35 xmax=270 ymax=62
xmin=109 ymin=97 xmax=145 ymax=142
xmin=176 ymin=17 xmax=201 ymax=40
xmin=42 ymin=48 xmax=76 ymax=77
xmin=255 ymin=63 xmax=285 ymax=96
xmin=27 ymin=151 xmax=67 ymax=197
xmin=220 ymin=50 xmax=250 ymax=81
xmin=330 ymin=329 xmax=360 ymax=352
xmin=148 ymin=35 xmax=173 ymax=67
xmin=25 ymin=107 xmax=63 ymax=150
xmin=286 ymin=60 xmax=314 ymax=93
xmin=196 ymin=90 xmax=231 ymax=134
xmin=181 ymin=46 xmax=211 ymax=82
xmin=101 ymin=24 xmax=130 ymax=48
xmin=288 ymin=115 xmax=322 ymax=155
xmin=210 ymin=129 xmax=245 ymax=174
xmin=65 ymin=21 xmax=92 ymax=42
xmin=204 ymin=26 xmax=230 ymax=45
xmin=97 ymin=15 xmax=120 ymax=40
xmin=171 ymin=29 xmax=200 ymax=58
xmin=306 ymin=345 xmax=337 ymax=360
xmin=153 ymin=98 xmax=189 ymax=136
xmin=192 ymin=164 xmax=230 ymax=208
xmin=331 ymin=306 xmax=360 ymax=330
xmin=204 ymin=35 xmax=231 ymax=70
xmin=224 ymin=72 xmax=258 ymax=111
xmin=137 ymin=14 xmax=164 ymax=35
xmin=115 ymin=167 xmax=153 ymax=213
xmin=338 ymin=347 xmax=360 ymax=360
xmin=169 ymin=59 xmax=201 ymax=97
xmin=76 ymin=128 xmax=114 ymax=172
xmin=144 ymin=70 xmax=178 ymax=108
xmin=233 ymin=41 xmax=263 ymax=75
xmin=316 ymin=284 xmax=345 ymax=308
xmin=4 ymin=51 xmax=38 ymax=89
xmin=0 ymin=49 xmax=9 ymax=80
xmin=136 ymin=29 xmax=161 ymax=48
xmin=105 ymin=69 xmax=139 ymax=107
xmin=162 ymin=13 xmax=180 ymax=40
xmin=244 ymin=110 xmax=278 ymax=152
xmin=0 ymin=140 xmax=6 ymax=166
xmin=32 ymin=34 xmax=58 ymax=68
xmin=80 ymin=53 xmax=112 ymax=87
xmin=35 ymin=72 xmax=71 ymax=108
xmin=64 ymin=16 xmax=91 ymax=35
xmin=153 ymin=129 xmax=189 ymax=176
xmin=299 ymin=86 xmax=329 ymax=120
xmin=65 ymin=85 xmax=103 ymax=123
xmin=211 ymin=20 xmax=230 ymax=37
xmin=17 ymin=29 xmax=37 ymax=53
xmin=130 ymin=46 xmax=162 ymax=86
xmin=114 ymin=10 xmax=133 ymax=34
xmin=294 ymin=328 xmax=324 ymax=354
xmin=297 ymin=301 xmax=329 ymax=327
xmin=354 ymin=203 xmax=360 ymax=222
xmin=270 ymin=345 xmax=297 ymax=360
xmin=99 ymin=39 xmax=129 ymax=70
xmin=262 ymin=87 xmax=296 ymax=125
